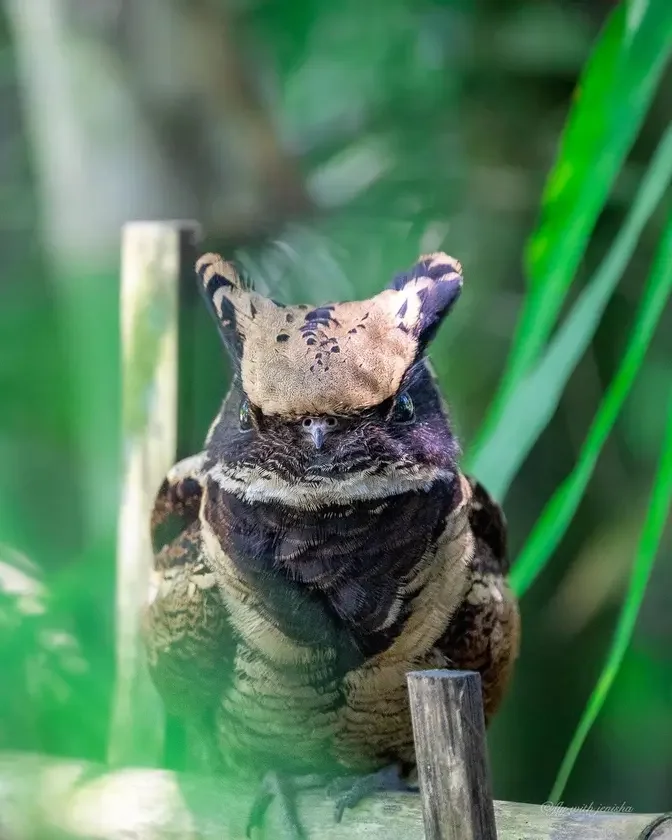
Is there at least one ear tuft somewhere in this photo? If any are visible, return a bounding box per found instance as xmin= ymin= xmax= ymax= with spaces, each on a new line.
xmin=388 ymin=252 xmax=464 ymax=350
xmin=197 ymin=251 xmax=256 ymax=325
xmin=389 ymin=252 xmax=463 ymax=291
xmin=418 ymin=252 xmax=463 ymax=282
xmin=196 ymin=253 xmax=247 ymax=321
xmin=196 ymin=252 xmax=253 ymax=360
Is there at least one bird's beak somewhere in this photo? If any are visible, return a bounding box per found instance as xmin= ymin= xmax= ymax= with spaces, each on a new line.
xmin=310 ymin=425 xmax=325 ymax=450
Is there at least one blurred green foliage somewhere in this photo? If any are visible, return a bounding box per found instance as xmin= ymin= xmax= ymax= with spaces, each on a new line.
xmin=0 ymin=0 xmax=670 ymax=816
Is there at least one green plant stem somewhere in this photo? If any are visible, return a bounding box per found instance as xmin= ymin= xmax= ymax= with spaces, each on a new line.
xmin=510 ymin=213 xmax=672 ymax=597
xmin=548 ymin=383 xmax=672 ymax=802
xmin=472 ymin=1 xmax=672 ymax=454
xmin=467 ymin=124 xmax=672 ymax=496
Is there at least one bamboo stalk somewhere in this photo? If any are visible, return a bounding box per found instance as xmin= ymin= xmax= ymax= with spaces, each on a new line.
xmin=109 ymin=221 xmax=201 ymax=767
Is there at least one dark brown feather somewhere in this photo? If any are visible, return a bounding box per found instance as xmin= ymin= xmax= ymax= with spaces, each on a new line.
xmin=434 ymin=476 xmax=520 ymax=722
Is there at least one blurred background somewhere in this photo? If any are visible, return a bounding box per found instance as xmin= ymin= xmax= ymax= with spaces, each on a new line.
xmin=0 ymin=0 xmax=670 ymax=817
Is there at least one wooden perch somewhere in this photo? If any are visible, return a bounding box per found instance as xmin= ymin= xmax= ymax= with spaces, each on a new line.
xmin=0 ymin=752 xmax=669 ymax=840
xmin=408 ymin=670 xmax=497 ymax=840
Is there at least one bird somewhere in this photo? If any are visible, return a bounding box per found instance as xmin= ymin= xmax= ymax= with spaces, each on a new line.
xmin=143 ymin=250 xmax=520 ymax=838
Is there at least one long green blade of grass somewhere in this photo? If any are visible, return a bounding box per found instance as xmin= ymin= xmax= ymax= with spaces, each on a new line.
xmin=510 ymin=213 xmax=672 ymax=597
xmin=472 ymin=0 xmax=672 ymax=454
xmin=548 ymin=382 xmax=672 ymax=802
xmin=468 ymin=124 xmax=672 ymax=498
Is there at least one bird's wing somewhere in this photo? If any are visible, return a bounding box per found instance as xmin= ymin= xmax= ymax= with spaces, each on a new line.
xmin=434 ymin=474 xmax=520 ymax=722
xmin=144 ymin=453 xmax=233 ymax=725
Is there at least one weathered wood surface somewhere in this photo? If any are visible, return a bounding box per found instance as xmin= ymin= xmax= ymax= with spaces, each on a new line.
xmin=0 ymin=753 xmax=668 ymax=840
xmin=109 ymin=221 xmax=201 ymax=767
xmin=408 ymin=669 xmax=497 ymax=840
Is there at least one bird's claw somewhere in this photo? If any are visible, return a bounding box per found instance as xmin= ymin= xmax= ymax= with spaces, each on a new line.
xmin=328 ymin=763 xmax=418 ymax=823
xmin=245 ymin=765 xmax=417 ymax=836
xmin=245 ymin=771 xmax=326 ymax=840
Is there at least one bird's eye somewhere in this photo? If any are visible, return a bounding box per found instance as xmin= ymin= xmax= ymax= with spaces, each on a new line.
xmin=239 ymin=397 xmax=253 ymax=431
xmin=392 ymin=392 xmax=415 ymax=423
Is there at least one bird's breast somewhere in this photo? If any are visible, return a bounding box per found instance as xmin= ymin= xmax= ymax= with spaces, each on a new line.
xmin=198 ymin=470 xmax=472 ymax=776
xmin=201 ymin=473 xmax=460 ymax=660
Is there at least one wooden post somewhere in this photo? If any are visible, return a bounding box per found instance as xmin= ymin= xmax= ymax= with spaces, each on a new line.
xmin=407 ymin=669 xmax=498 ymax=840
xmin=109 ymin=221 xmax=201 ymax=767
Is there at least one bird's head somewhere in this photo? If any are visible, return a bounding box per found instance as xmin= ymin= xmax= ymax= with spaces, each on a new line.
xmin=198 ymin=252 xmax=463 ymax=506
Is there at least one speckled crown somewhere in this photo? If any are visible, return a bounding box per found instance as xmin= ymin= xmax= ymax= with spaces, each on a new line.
xmin=196 ymin=252 xmax=463 ymax=417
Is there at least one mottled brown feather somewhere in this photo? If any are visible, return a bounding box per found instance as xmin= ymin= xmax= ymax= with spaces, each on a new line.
xmin=144 ymin=459 xmax=232 ymax=723
xmin=145 ymin=464 xmax=519 ymax=779
xmin=144 ymin=253 xmax=519 ymax=786
xmin=434 ymin=476 xmax=520 ymax=721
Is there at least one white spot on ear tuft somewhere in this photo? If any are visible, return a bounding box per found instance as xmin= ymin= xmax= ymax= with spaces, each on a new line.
xmin=419 ymin=252 xmax=463 ymax=278
xmin=212 ymin=287 xmax=227 ymax=317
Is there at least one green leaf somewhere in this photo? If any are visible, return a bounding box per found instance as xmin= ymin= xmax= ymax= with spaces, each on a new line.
xmin=509 ymin=214 xmax=672 ymax=597
xmin=473 ymin=0 xmax=672 ymax=450
xmin=468 ymin=124 xmax=672 ymax=499
xmin=548 ymin=372 xmax=672 ymax=802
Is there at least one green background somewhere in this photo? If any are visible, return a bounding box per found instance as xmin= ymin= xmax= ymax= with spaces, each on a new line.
xmin=0 ymin=0 xmax=670 ymax=814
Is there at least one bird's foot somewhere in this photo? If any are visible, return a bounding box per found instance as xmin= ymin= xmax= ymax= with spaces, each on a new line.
xmin=245 ymin=764 xmax=417 ymax=837
xmin=246 ymin=771 xmax=326 ymax=840
xmin=327 ymin=763 xmax=418 ymax=823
